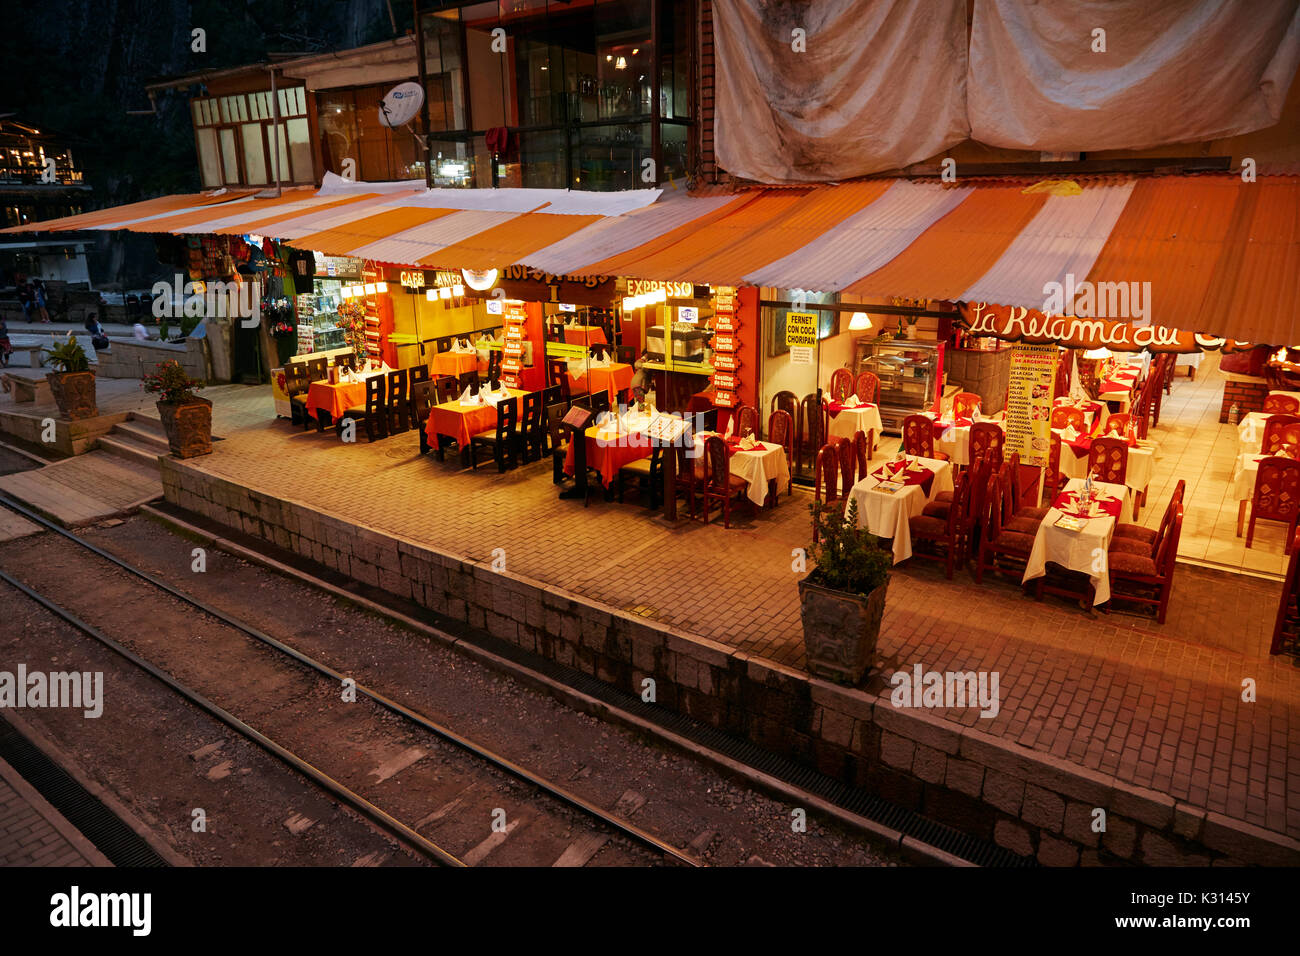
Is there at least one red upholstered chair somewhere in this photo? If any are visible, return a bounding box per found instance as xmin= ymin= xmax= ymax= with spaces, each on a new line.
xmin=969 ymin=421 xmax=1004 ymax=468
xmin=735 ymin=403 xmax=761 ymax=439
xmin=829 ymin=367 xmax=854 ymax=402
xmin=853 ymin=371 xmax=881 ymax=405
xmin=853 ymin=428 xmax=872 ymax=479
xmin=908 ymin=471 xmax=971 ymax=579
xmin=699 ymin=435 xmax=750 ymax=528
xmin=1261 ymin=414 xmax=1300 ymax=455
xmin=1104 ymin=413 xmax=1131 ymax=436
xmin=836 ymin=437 xmax=856 ymax=493
xmin=771 ymin=389 xmax=798 ymax=423
xmin=767 ymin=409 xmax=795 ymax=495
xmin=901 ymin=414 xmax=948 ymax=460
xmin=952 ymin=392 xmax=981 ymax=419
xmin=673 ymin=445 xmax=698 ymax=520
xmin=1264 ymin=393 xmax=1300 ymax=415
xmin=1051 ymin=406 xmax=1085 ymax=431
xmin=1246 ymin=456 xmax=1300 ymax=551
xmin=975 ymin=471 xmax=1036 ymax=585
xmin=1043 ymin=432 xmax=1064 ymax=503
xmin=798 ymin=393 xmax=825 ymax=469
xmin=1270 ymin=530 xmax=1300 ymax=654
xmin=1088 ymin=431 xmax=1130 ymax=487
xmin=1108 ymin=501 xmax=1183 ymax=624
xmin=812 ymin=443 xmax=839 ymax=543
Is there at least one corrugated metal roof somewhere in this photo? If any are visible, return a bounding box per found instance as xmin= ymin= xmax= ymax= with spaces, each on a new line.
xmin=290 ymin=207 xmax=457 ymax=257
xmin=959 ymin=180 xmax=1136 ymax=306
xmin=744 ymin=180 xmax=972 ymax=291
xmin=209 ymin=193 xmax=392 ymax=235
xmin=419 ymin=212 xmax=602 ymax=270
xmin=349 ymin=209 xmax=518 ymax=263
xmin=112 ymin=189 xmax=312 ymax=233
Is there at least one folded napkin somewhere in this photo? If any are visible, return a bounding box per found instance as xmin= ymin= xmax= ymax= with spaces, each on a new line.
xmin=1061 ymin=425 xmax=1080 ymax=442
xmin=844 ymin=393 xmax=861 ymax=408
xmin=724 ymin=416 xmax=734 ymax=439
xmin=738 ymin=435 xmax=760 ymax=451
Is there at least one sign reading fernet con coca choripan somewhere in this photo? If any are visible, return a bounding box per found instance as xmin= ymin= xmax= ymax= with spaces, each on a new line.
xmin=960 ymin=302 xmax=1249 ymax=353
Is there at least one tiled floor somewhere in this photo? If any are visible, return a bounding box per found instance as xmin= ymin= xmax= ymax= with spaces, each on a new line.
xmin=154 ymin=382 xmax=1300 ymax=839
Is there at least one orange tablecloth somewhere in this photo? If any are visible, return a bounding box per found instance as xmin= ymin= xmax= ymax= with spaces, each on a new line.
xmin=568 ymin=363 xmax=633 ymax=400
xmin=431 ymin=352 xmax=478 ymax=377
xmin=563 ymin=423 xmax=653 ymax=486
xmin=425 ymin=389 xmax=527 ymax=449
xmin=564 ymin=325 xmax=607 ymax=346
xmin=305 ymin=380 xmax=366 ymax=421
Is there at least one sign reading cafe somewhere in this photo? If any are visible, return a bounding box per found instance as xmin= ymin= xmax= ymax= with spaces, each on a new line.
xmin=960 ymin=302 xmax=1248 ymax=354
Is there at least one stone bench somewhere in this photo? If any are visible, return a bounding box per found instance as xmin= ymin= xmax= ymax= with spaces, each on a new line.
xmin=1 ymin=373 xmax=52 ymax=404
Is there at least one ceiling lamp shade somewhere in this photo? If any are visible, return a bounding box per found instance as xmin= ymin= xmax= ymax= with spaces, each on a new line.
xmin=1083 ymin=347 xmax=1113 ymax=360
xmin=848 ymin=311 xmax=872 ymax=330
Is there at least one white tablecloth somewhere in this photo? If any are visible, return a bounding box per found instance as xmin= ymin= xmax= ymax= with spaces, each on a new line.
xmin=1022 ymin=478 xmax=1129 ymax=605
xmin=693 ymin=437 xmax=791 ymax=507
xmin=1053 ymin=397 xmax=1105 ymax=435
xmin=826 ymin=403 xmax=884 ymax=445
xmin=1230 ymin=452 xmax=1268 ymax=501
xmin=844 ymin=456 xmax=954 ymax=564
xmin=1237 ymin=411 xmax=1271 ymax=454
xmin=1175 ymin=352 xmax=1203 ymax=369
xmin=1057 ymin=436 xmax=1157 ymax=497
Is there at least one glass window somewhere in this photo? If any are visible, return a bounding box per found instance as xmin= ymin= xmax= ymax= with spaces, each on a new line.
xmin=286 ymin=118 xmax=312 ymax=183
xmin=196 ymin=128 xmax=222 ymax=187
xmin=265 ymin=124 xmax=288 ymax=184
xmin=219 ymin=128 xmax=239 ymax=183
xmin=241 ymin=123 xmax=267 ymax=184
xmin=572 ymin=122 xmax=649 ymax=190
xmin=317 ymin=90 xmax=358 ymax=178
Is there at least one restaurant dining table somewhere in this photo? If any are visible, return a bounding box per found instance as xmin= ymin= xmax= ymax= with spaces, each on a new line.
xmin=1237 ymin=411 xmax=1273 ymax=454
xmin=922 ymin=411 xmax=1005 ymax=466
xmin=825 ymin=399 xmax=884 ymax=445
xmin=1022 ymin=477 xmax=1130 ymax=605
xmin=430 ymin=351 xmax=478 ymax=377
xmin=304 ymin=368 xmax=388 ymax=425
xmin=844 ymin=455 xmax=954 ymax=564
xmin=425 ymin=387 xmax=527 ymax=451
xmin=1228 ymin=451 xmax=1300 ymax=535
xmin=563 ymin=325 xmax=608 ymax=346
xmin=1055 ymin=432 xmax=1157 ymax=499
xmin=691 ymin=432 xmax=791 ymax=508
xmin=1053 ymin=396 xmax=1105 ymax=435
xmin=569 ymin=362 xmax=633 ymax=402
xmin=1098 ymin=367 xmax=1141 ymax=409
xmin=563 ymin=410 xmax=655 ymax=486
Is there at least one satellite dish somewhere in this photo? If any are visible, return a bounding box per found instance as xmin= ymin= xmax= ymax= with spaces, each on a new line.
xmin=378 ymin=82 xmax=425 ymax=128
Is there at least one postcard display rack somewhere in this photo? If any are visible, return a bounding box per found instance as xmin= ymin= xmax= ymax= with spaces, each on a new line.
xmin=501 ymin=302 xmax=529 ymax=388
xmin=711 ymin=289 xmax=739 ymax=408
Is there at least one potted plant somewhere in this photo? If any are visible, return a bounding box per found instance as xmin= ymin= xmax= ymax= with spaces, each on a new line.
xmin=142 ymin=360 xmax=211 ymax=458
xmin=43 ymin=335 xmax=97 ymax=420
xmin=799 ymin=499 xmax=892 ymax=685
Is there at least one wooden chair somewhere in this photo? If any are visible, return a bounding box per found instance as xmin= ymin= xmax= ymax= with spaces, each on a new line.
xmin=901 ymin=414 xmax=948 ymax=460
xmin=1114 ymin=479 xmax=1185 ymax=549
xmin=546 ymin=405 xmax=571 ymax=484
xmin=519 ymin=390 xmax=545 ymax=463
xmin=306 ymin=357 xmax=328 ymax=382
xmin=853 ymin=371 xmax=881 ymax=405
xmin=386 ymin=368 xmax=409 ymax=433
xmin=1088 ymin=436 xmax=1133 ymax=515
xmin=1051 ymin=406 xmax=1085 ymax=431
xmin=735 ymin=404 xmax=761 ymax=439
xmin=828 ymin=367 xmax=854 ymax=402
xmin=812 ymin=443 xmax=839 ymax=543
xmin=485 ymin=348 xmax=503 ymax=387
xmin=908 ymin=471 xmax=970 ymax=579
xmin=853 ymin=428 xmax=872 ymax=479
xmin=767 ymin=409 xmax=795 ymax=495
xmin=673 ymin=445 xmax=698 ymax=520
xmin=547 ymin=358 xmax=574 ymax=402
xmin=1264 ymin=393 xmax=1300 ymax=415
xmin=1107 ymin=501 xmax=1183 ymax=624
xmin=1131 ymin=381 xmax=1152 ymax=439
xmin=969 ymin=421 xmax=1004 ymax=468
xmin=410 ymin=380 xmax=436 ymax=454
xmin=1149 ymin=357 xmax=1169 ymax=426
xmin=975 ymin=471 xmax=1036 ymax=584
xmin=284 ymin=362 xmax=312 ymax=429
xmin=334 ymin=351 xmax=356 ymax=371
xmin=951 ymin=392 xmax=981 ymax=420
xmin=1103 ymin=412 xmax=1131 ymax=436
xmin=1043 ymin=432 xmax=1064 ymax=503
xmin=999 ymin=460 xmax=1045 ymax=535
xmin=770 ymin=390 xmax=798 ymax=423
xmin=433 ymin=375 xmax=458 ymax=406
xmin=799 ymin=393 xmax=825 ymax=468
xmin=1270 ymin=529 xmax=1300 ymax=654
xmin=1246 ymin=456 xmax=1300 ymax=551
xmin=341 ymin=375 xmax=386 ymax=442
xmin=836 ymin=436 xmax=855 ymax=493
xmin=617 ymin=446 xmax=663 ymax=507
xmin=470 ymin=396 xmax=518 ymax=472
xmin=699 ymin=435 xmax=750 ymax=528
xmin=457 ymin=370 xmax=478 ymax=395
xmin=1261 ymin=414 xmax=1300 ymax=455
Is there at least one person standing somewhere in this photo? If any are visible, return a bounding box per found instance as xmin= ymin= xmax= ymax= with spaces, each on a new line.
xmin=32 ymin=279 xmax=50 ymax=322
xmin=17 ymin=282 xmax=32 ymax=322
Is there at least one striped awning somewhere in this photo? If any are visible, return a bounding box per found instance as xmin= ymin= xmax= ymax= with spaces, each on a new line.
xmin=6 ymin=173 xmax=1297 ymax=345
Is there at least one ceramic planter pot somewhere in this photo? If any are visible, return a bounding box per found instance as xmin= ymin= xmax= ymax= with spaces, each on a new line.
xmin=46 ymin=370 xmax=97 ymax=420
xmin=798 ymin=574 xmax=888 ymax=686
xmin=157 ymin=396 xmax=213 ymax=458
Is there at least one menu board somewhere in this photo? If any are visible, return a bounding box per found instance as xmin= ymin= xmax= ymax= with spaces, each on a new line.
xmin=501 ymin=301 xmax=528 ymax=388
xmin=1005 ymin=344 xmax=1060 ymax=467
xmin=711 ymin=287 xmax=740 ymax=408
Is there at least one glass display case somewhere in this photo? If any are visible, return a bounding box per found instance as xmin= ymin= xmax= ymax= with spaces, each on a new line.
xmin=855 ymin=338 xmax=939 ymax=431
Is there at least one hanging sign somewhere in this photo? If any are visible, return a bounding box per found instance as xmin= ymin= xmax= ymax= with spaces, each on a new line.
xmin=961 ymin=302 xmax=1249 ymax=353
xmin=627 ymin=278 xmax=693 ymax=300
xmin=1004 ymin=344 xmax=1060 ymax=468
xmin=785 ymin=311 xmax=818 ymax=348
xmin=714 ymin=312 xmax=740 ymax=333
xmin=714 ymin=389 xmax=737 ymax=408
xmin=712 ymin=352 xmax=742 ymax=372
xmin=713 ymin=333 xmax=737 ymax=352
xmin=712 ymin=372 xmax=739 ymax=391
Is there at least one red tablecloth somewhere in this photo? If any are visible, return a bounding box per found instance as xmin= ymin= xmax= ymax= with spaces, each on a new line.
xmin=1057 ymin=433 xmax=1139 ymax=459
xmin=425 ymin=389 xmax=526 ymax=449
xmin=932 ymin=418 xmax=972 ymax=439
xmin=564 ymin=326 xmax=607 ymax=346
xmin=871 ymin=461 xmax=935 ymax=498
xmin=564 ymin=424 xmax=652 ymax=486
xmin=431 ymin=352 xmax=478 ymax=377
xmin=1053 ymin=488 xmax=1122 ymax=519
xmin=305 ymin=380 xmax=366 ymax=420
xmin=827 ymin=401 xmax=878 ymax=418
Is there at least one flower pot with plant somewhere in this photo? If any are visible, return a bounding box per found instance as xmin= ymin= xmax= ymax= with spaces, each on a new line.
xmin=799 ymin=499 xmax=891 ymax=685
xmin=43 ymin=335 xmax=97 ymax=420
xmin=142 ymin=360 xmax=211 ymax=458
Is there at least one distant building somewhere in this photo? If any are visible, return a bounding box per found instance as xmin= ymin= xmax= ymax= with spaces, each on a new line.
xmin=0 ymin=119 xmax=93 ymax=284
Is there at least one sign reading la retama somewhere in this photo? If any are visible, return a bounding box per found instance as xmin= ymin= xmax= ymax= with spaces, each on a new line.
xmin=961 ymin=302 xmax=1249 ymax=353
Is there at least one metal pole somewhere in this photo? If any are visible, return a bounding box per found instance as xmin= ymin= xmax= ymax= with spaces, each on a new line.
xmin=650 ymin=0 xmax=661 ymax=186
xmin=269 ymin=66 xmax=282 ymax=196
xmin=414 ymin=1 xmax=433 ymax=190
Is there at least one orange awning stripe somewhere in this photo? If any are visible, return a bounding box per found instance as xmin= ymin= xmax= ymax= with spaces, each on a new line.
xmin=842 ymin=183 xmax=1047 ymax=299
xmin=0 ymin=193 xmax=216 ymax=234
xmin=117 ymin=189 xmax=309 ymax=233
xmin=210 ymin=192 xmax=390 ymax=235
xmin=294 ymin=207 xmax=460 ymax=256
xmin=418 ymin=212 xmax=602 ymax=270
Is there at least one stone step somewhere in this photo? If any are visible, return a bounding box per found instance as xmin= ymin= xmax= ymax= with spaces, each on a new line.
xmin=0 ymin=450 xmax=162 ymax=526
xmin=114 ymin=418 xmax=169 ymax=452
xmin=97 ymin=433 xmax=164 ymax=470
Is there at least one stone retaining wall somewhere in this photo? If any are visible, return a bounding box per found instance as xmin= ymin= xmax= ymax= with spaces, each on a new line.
xmin=96 ymin=337 xmax=207 ymax=382
xmin=161 ymin=458 xmax=1300 ymax=867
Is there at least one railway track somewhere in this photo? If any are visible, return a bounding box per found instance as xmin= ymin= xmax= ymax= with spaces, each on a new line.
xmin=0 ymin=494 xmax=701 ymax=868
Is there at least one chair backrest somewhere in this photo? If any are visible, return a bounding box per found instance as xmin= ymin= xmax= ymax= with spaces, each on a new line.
xmin=945 ymin=470 xmax=972 ymax=535
xmin=1262 ymin=414 xmax=1300 ymax=454
xmin=335 ymin=351 xmax=356 ymax=371
xmin=589 ymin=390 xmax=611 ymax=414
xmin=487 ymin=349 xmax=503 ymax=384
xmin=522 ymin=390 xmax=543 ymax=429
xmin=704 ymin=435 xmax=729 ymax=489
xmin=547 ymin=358 xmax=568 ymax=387
xmin=768 ymin=409 xmax=794 ymax=453
xmin=828 ymin=367 xmax=854 ymax=402
xmin=736 ymin=404 xmax=760 ymax=439
xmin=836 ymin=437 xmax=855 ymax=492
xmin=495 ymin=396 xmax=519 ymax=443
xmin=409 ymin=380 xmax=436 ymax=423
xmin=967 ymin=453 xmax=994 ymax=531
xmin=457 ymin=370 xmax=478 ymax=394
xmin=771 ymin=390 xmax=798 ymax=421
xmin=542 ymin=384 xmax=562 ymax=409
xmin=984 ymin=472 xmax=1008 ymax=543
xmin=386 ymin=368 xmax=408 ymax=406
xmin=546 ymin=404 xmax=569 ymax=451
xmin=1155 ymin=503 xmax=1184 ymax=578
xmin=1104 ymin=412 xmax=1131 ymax=436
xmin=901 ymin=414 xmax=936 ymax=458
xmin=408 ymin=364 xmax=430 ymax=388
xmin=1252 ymin=456 xmax=1300 ymax=522
xmin=1264 ymin=393 xmax=1300 ymax=415
xmin=1171 ymin=478 xmax=1186 ymax=504
xmin=615 ymin=344 xmax=635 ymax=366
xmin=853 ymin=428 xmax=871 ymax=477
xmin=952 ymin=392 xmax=981 ymax=420
xmin=1051 ymin=405 xmax=1085 ymax=431
xmin=364 ymin=374 xmax=386 ymax=425
xmin=306 ymin=357 xmax=328 ymax=381
xmin=1088 ymin=436 xmax=1129 ymax=484
xmin=284 ymin=362 xmax=310 ymax=394
xmin=814 ymin=443 xmax=839 ymax=504
xmin=800 ymin=394 xmax=823 ymax=449
xmin=969 ymin=421 xmax=1004 ymax=467
xmin=433 ymin=375 xmax=458 ymax=405
xmin=434 ymin=336 xmax=453 ymax=353
xmin=853 ymin=371 xmax=881 ymax=405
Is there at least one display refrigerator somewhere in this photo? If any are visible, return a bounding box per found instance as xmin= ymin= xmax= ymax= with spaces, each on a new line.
xmin=854 ymin=338 xmax=939 ymax=432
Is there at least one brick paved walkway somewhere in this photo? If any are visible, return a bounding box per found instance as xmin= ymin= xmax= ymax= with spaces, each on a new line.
xmin=173 ymin=387 xmax=1299 ymax=840
xmin=0 ymin=757 xmax=106 ymax=866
